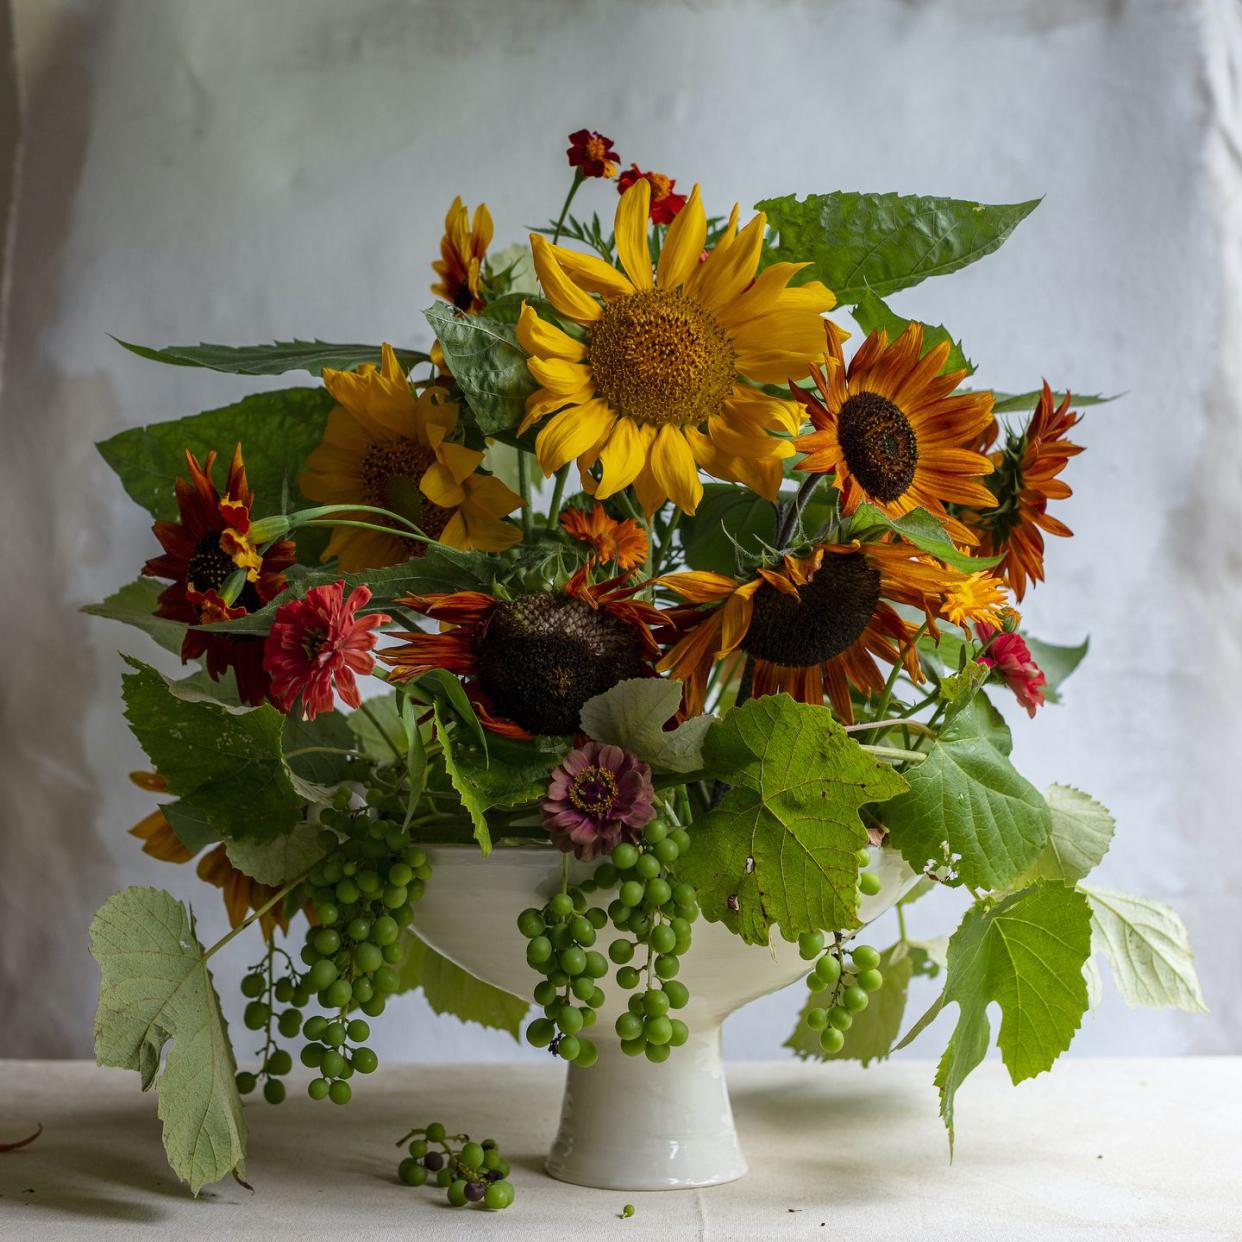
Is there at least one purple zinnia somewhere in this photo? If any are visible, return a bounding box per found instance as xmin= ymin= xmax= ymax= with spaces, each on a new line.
xmin=541 ymin=742 xmax=655 ymax=861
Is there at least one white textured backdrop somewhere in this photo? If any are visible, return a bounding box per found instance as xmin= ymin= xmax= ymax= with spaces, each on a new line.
xmin=2 ymin=0 xmax=1238 ymax=1067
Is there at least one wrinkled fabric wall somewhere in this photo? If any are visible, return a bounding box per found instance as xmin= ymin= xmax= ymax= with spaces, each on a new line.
xmin=2 ymin=0 xmax=1238 ymax=1062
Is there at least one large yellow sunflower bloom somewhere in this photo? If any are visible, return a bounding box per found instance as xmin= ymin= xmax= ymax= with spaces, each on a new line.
xmin=301 ymin=343 xmax=522 ymax=571
xmin=516 ymin=180 xmax=837 ymax=515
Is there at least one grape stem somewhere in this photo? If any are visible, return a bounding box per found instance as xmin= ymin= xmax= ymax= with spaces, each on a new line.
xmin=202 ymin=863 xmax=318 ymax=964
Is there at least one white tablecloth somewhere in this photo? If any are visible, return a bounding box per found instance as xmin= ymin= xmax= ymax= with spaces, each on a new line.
xmin=0 ymin=1059 xmax=1237 ymax=1240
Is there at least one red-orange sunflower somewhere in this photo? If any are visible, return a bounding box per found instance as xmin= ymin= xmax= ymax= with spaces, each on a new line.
xmin=964 ymin=382 xmax=1084 ymax=600
xmin=143 ymin=445 xmax=296 ymax=705
xmin=381 ymin=567 xmax=665 ymax=738
xmin=793 ymin=322 xmax=996 ymax=544
xmin=659 ymin=542 xmax=960 ymax=722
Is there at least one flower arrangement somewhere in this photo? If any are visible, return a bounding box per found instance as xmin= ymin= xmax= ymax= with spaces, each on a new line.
xmin=86 ymin=128 xmax=1204 ymax=1202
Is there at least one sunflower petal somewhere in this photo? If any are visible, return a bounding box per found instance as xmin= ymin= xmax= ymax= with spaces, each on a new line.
xmin=649 ymin=424 xmax=703 ymax=514
xmin=535 ymin=400 xmax=617 ymax=475
xmin=595 ymin=416 xmax=649 ymax=498
xmin=614 ymin=180 xmax=654 ymax=291
xmin=657 ymin=185 xmax=706 ymax=290
xmin=516 ymin=302 xmax=587 ymax=360
xmin=530 ymin=234 xmax=601 ymax=322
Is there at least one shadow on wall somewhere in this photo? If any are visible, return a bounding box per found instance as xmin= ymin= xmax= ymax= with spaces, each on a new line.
xmin=0 ymin=3 xmax=117 ymax=1056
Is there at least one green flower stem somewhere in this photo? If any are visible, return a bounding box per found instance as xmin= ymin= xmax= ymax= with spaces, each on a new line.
xmin=896 ymin=903 xmax=909 ymax=943
xmin=302 ymin=520 xmax=431 ymax=544
xmin=202 ymin=863 xmax=319 ymax=964
xmin=517 ymin=452 xmax=533 ymax=540
xmin=775 ymin=474 xmax=824 ymax=549
xmin=282 ymin=745 xmax=372 ymax=762
xmin=552 ymin=171 xmax=585 ymax=246
xmin=860 ymin=743 xmax=927 ymax=766
xmin=546 ymin=465 xmax=570 ymax=527
xmin=845 ymin=718 xmax=935 ymax=737
xmin=291 ymin=502 xmax=425 ymax=535
xmin=870 ymin=622 xmax=928 ymax=726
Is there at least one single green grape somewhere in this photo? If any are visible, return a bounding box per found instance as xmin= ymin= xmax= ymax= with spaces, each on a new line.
xmin=662 ymin=980 xmax=689 ymax=1009
xmin=307 ymin=1077 xmax=330 ymax=1100
xmin=798 ymin=931 xmax=826 ymax=960
xmin=851 ymin=944 xmax=881 ymax=970
xmin=859 ymin=871 xmax=882 ymax=897
xmin=815 ymin=953 xmax=842 ymax=984
xmin=352 ymin=1047 xmax=379 ymax=1074
xmin=819 ymin=1026 xmax=846 ymax=1054
xmin=398 ymin=1157 xmax=426 ymax=1186
xmin=828 ymin=1006 xmax=853 ymax=1031
xmin=483 ymin=1180 xmax=514 ymax=1209
xmin=235 ymin=1071 xmax=257 ymax=1094
xmin=612 ymin=843 xmax=639 ymax=870
xmin=645 ymin=1043 xmax=671 ymax=1063
xmin=857 ymin=968 xmax=885 ymax=992
xmin=328 ymin=1080 xmax=352 ymax=1106
xmin=557 ymin=1035 xmax=581 ymax=1062
xmin=240 ymin=973 xmax=265 ymax=999
xmin=263 ymin=1078 xmax=286 ymax=1105
xmin=460 ymin=1141 xmax=485 ymax=1170
xmin=806 ymin=1007 xmax=829 ymax=1030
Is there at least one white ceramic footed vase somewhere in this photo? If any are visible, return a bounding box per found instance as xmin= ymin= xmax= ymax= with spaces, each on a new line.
xmin=414 ymin=844 xmax=917 ymax=1191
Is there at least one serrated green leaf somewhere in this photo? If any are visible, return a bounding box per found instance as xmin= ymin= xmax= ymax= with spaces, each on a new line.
xmin=90 ymin=887 xmax=246 ymax=1194
xmin=424 ymin=303 xmax=536 ymax=435
xmin=757 ymin=192 xmax=1039 ymax=304
xmin=1083 ymin=886 xmax=1206 ymax=1014
xmin=850 ymin=504 xmax=1000 ymax=573
xmin=678 ymin=695 xmax=907 ymax=944
xmin=113 ymin=336 xmax=428 ymax=377
xmin=82 ymin=578 xmax=187 ymax=656
xmin=678 ymin=483 xmax=778 ymax=575
xmin=414 ymin=668 xmax=488 ymax=753
xmin=1016 ymin=785 xmax=1114 ymax=886
xmin=484 ymin=243 xmax=540 ymax=298
xmin=991 ymin=390 xmax=1114 ymax=415
xmin=851 ymin=290 xmax=974 ymax=375
xmin=926 ymin=883 xmax=1091 ymax=1149
xmin=1024 ymin=634 xmax=1089 ymax=704
xmin=121 ymin=657 xmax=301 ymax=843
xmin=579 ymin=678 xmax=715 ymax=774
xmin=938 ymin=659 xmax=989 ymax=727
xmin=397 ymin=928 xmax=527 ymax=1037
xmin=786 ymin=941 xmax=914 ymax=1065
xmin=884 ymin=695 xmax=1050 ymax=891
xmin=226 ymin=822 xmax=326 ymax=886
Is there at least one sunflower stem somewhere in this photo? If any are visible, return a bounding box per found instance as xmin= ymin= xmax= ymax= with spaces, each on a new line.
xmin=552 ymin=172 xmax=585 ymax=246
xmin=546 ymin=466 xmax=570 ymax=528
xmin=517 ymin=452 xmax=534 ymax=540
xmin=776 ymin=474 xmax=824 ymax=549
xmin=870 ymin=622 xmax=927 ymax=727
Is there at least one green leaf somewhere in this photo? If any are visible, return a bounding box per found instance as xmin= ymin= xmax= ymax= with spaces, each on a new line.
xmin=851 ymin=290 xmax=974 ymax=375
xmin=678 ymin=695 xmax=907 ymax=944
xmin=884 ymin=695 xmax=1050 ymax=891
xmin=113 ymin=337 xmax=428 ymax=377
xmin=161 ymin=802 xmax=219 ymax=855
xmin=484 ymin=243 xmax=539 ymax=298
xmin=281 ymin=711 xmax=361 ymax=786
xmin=424 ymin=303 xmax=536 ymax=435
xmin=937 ymin=659 xmax=989 ymax=727
xmin=413 ymin=668 xmax=488 ymax=753
xmin=226 ymin=822 xmax=326 ymax=886
xmin=1024 ymin=634 xmax=1089 ymax=704
xmin=90 ymin=887 xmax=246 ymax=1194
xmin=433 ymin=701 xmax=562 ymax=855
xmin=1015 ymin=785 xmax=1114 ymax=886
xmin=786 ymin=941 xmax=914 ymax=1065
xmin=991 ymin=390 xmax=1114 ymax=415
xmin=580 ymin=678 xmax=715 ymax=774
xmin=757 ymin=192 xmax=1040 ymax=304
xmin=678 ymin=484 xmax=777 ymax=575
xmin=920 ymin=883 xmax=1092 ymax=1149
xmin=346 ymin=693 xmax=406 ymax=761
xmin=82 ymin=578 xmax=187 ymax=656
xmin=1083 ymin=886 xmax=1207 ymax=1013
xmin=121 ymin=657 xmax=302 ymax=843
xmin=397 ymin=928 xmax=527 ymax=1038
xmin=849 ymin=504 xmax=1000 ymax=573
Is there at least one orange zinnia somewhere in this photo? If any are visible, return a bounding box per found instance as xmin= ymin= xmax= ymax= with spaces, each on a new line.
xmin=560 ymin=504 xmax=648 ymax=571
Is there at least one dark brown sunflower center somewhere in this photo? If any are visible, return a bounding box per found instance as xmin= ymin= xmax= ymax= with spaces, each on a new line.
xmin=360 ymin=440 xmax=454 ymax=554
xmin=837 ymin=392 xmax=919 ymax=502
xmin=740 ymin=552 xmax=882 ymax=667
xmin=475 ymin=594 xmax=649 ymax=735
xmin=186 ymin=534 xmax=261 ymax=611
xmin=567 ymin=766 xmax=619 ymax=817
xmin=587 ymin=288 xmax=736 ymax=428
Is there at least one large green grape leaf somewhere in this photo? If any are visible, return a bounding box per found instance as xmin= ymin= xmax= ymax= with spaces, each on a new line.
xmin=397 ymin=928 xmax=527 ymax=1038
xmin=113 ymin=337 xmax=428 ymax=377
xmin=901 ymin=882 xmax=1092 ymax=1150
xmin=850 ymin=290 xmax=974 ymax=375
xmin=757 ymin=192 xmax=1039 ymax=304
xmin=90 ymin=887 xmax=246 ymax=1194
xmin=884 ymin=696 xmax=1050 ymax=891
xmin=1015 ymin=785 xmax=1114 ymax=886
xmin=579 ymin=677 xmax=715 ymax=774
xmin=1083 ymin=886 xmax=1206 ymax=1013
xmin=226 ymin=822 xmax=326 ymax=886
xmin=424 ymin=303 xmax=536 ymax=435
xmin=679 ymin=695 xmax=907 ymax=944
xmin=121 ymin=657 xmax=302 ymax=842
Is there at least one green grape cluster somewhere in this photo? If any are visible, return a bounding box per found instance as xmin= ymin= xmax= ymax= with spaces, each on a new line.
xmin=599 ymin=819 xmax=697 ymax=1062
xmin=796 ymin=925 xmax=884 ymax=1054
xmin=519 ymin=886 xmax=609 ymax=1067
xmin=396 ymin=1122 xmax=515 ymax=1210
xmin=235 ymin=948 xmax=306 ymax=1104
xmin=857 ymin=845 xmax=882 ymax=898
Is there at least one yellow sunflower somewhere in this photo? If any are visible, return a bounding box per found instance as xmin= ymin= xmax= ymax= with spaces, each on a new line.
xmin=516 ymin=179 xmax=837 ymax=515
xmin=432 ymin=197 xmax=493 ymax=313
xmin=300 ymin=343 xmax=523 ymax=571
xmin=793 ymin=322 xmax=996 ymax=543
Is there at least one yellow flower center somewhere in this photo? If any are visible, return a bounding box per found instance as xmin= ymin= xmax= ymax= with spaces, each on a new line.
xmin=359 ymin=440 xmax=454 ymax=546
xmin=587 ymin=288 xmax=736 ymax=429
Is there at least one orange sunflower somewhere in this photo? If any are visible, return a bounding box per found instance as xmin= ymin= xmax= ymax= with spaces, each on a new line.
xmin=431 ymin=197 xmax=493 ymax=313
xmin=965 ymin=382 xmax=1084 ymax=600
xmin=658 ymin=542 xmax=964 ymax=722
xmin=381 ymin=567 xmax=665 ymax=738
xmin=560 ymin=503 xmax=648 ymax=571
xmin=128 ymin=771 xmax=290 ymax=940
xmin=300 ymin=343 xmax=522 ymax=571
xmin=517 ymin=179 xmax=836 ymax=515
xmin=793 ymin=322 xmax=996 ymax=543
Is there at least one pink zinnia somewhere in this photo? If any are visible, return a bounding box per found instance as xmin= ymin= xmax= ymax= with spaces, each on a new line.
xmin=976 ymin=623 xmax=1047 ymax=718
xmin=264 ymin=582 xmax=389 ymax=720
xmin=541 ymin=742 xmax=656 ymax=861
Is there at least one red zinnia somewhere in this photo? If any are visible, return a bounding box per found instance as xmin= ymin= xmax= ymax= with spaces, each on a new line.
xmin=616 ymin=165 xmax=687 ymax=223
xmin=567 ymin=129 xmax=619 ymax=179
xmin=976 ymin=623 xmax=1047 ymax=717
xmin=143 ymin=445 xmax=296 ymax=706
xmin=264 ymin=582 xmax=390 ymax=720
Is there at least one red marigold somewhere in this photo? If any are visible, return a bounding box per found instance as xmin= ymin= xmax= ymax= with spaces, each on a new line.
xmin=560 ymin=504 xmax=648 ymax=571
xmin=142 ymin=445 xmax=296 ymax=706
xmin=616 ymin=165 xmax=687 ymax=223
xmin=976 ymin=623 xmax=1047 ymax=717
xmin=567 ymin=129 xmax=620 ymax=179
xmin=264 ymin=581 xmax=390 ymax=720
